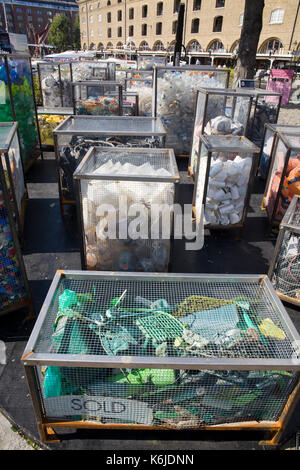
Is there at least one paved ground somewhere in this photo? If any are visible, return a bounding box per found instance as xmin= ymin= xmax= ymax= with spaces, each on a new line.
xmin=1 ymin=103 xmax=300 ymax=450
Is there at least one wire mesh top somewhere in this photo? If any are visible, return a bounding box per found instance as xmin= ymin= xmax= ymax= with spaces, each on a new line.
xmin=235 ymin=87 xmax=282 ymax=97
xmin=278 ymin=132 xmax=300 ymax=151
xmin=73 ymin=148 xmax=178 ymax=180
xmin=198 ymin=87 xmax=252 ymax=97
xmin=54 ymin=116 xmax=166 ymax=136
xmin=281 ymin=195 xmax=300 ymax=228
xmin=266 ymin=124 xmax=300 ymax=134
xmin=32 ymin=273 xmax=299 ymax=364
xmin=200 ymin=135 xmax=260 ymax=153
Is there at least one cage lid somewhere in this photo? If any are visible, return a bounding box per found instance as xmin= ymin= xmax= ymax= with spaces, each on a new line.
xmin=22 ymin=271 xmax=300 ymax=369
xmin=265 ymin=123 xmax=300 ymax=133
xmin=71 ymin=80 xmax=121 ymax=87
xmin=53 ymin=115 xmax=167 ymax=136
xmin=235 ymin=87 xmax=282 ymax=97
xmin=198 ymin=87 xmax=252 ymax=97
xmin=73 ymin=147 xmax=179 ymax=182
xmin=200 ymin=135 xmax=260 ymax=153
xmin=278 ymin=132 xmax=300 ymax=151
xmin=0 ymin=122 xmax=17 ymax=151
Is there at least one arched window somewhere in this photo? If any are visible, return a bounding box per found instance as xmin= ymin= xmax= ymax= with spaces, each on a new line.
xmin=139 ymin=41 xmax=150 ymax=50
xmin=213 ymin=16 xmax=223 ymax=32
xmin=216 ymin=0 xmax=225 ymax=7
xmin=260 ymin=38 xmax=283 ymax=54
xmin=270 ymin=9 xmax=284 ymax=24
xmin=191 ymin=18 xmax=199 ymax=34
xmin=187 ymin=40 xmax=201 ymax=52
xmin=153 ymin=40 xmax=164 ymax=51
xmin=107 ymin=41 xmax=113 ymax=48
xmin=97 ymin=42 xmax=104 ymax=50
xmin=116 ymin=41 xmax=123 ymax=48
xmin=230 ymin=40 xmax=239 ymax=53
xmin=193 ymin=0 xmax=201 ymax=11
xmin=89 ymin=43 xmax=95 ymax=50
xmin=156 ymin=22 xmax=162 ymax=35
xmin=207 ymin=39 xmax=224 ymax=52
xmin=107 ymin=0 xmax=111 ymax=5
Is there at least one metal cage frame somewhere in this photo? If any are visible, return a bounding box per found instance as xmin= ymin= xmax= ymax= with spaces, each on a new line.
xmin=73 ymin=146 xmax=179 ymax=270
xmin=192 ymin=134 xmax=261 ymax=230
xmin=21 ymin=270 xmax=300 ymax=445
xmin=0 ymin=145 xmax=33 ymax=317
xmin=0 ymin=122 xmax=28 ymax=238
xmin=152 ymin=65 xmax=230 ymax=157
xmin=36 ymin=62 xmax=74 ymax=109
xmin=71 ymin=80 xmax=123 ymax=117
xmin=258 ymin=124 xmax=300 ymax=181
xmin=262 ymin=131 xmax=300 ymax=228
xmin=188 ymin=88 xmax=254 ymax=178
xmin=234 ymin=88 xmax=282 ymax=146
xmin=0 ymin=53 xmax=42 ymax=173
xmin=268 ymin=194 xmax=300 ymax=306
xmin=53 ymin=115 xmax=168 ymax=213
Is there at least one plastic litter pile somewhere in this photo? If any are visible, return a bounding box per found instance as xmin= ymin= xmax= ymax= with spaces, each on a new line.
xmin=41 ymin=72 xmax=73 ymax=108
xmin=204 ymin=152 xmax=253 ymax=226
xmin=126 ymin=83 xmax=153 ymax=116
xmin=72 ymin=63 xmax=107 ymax=82
xmin=272 ymin=231 xmax=300 ymax=301
xmin=156 ymin=71 xmax=224 ymax=154
xmin=59 ymin=135 xmax=162 ymax=201
xmin=42 ymin=288 xmax=295 ymax=427
xmin=0 ymin=189 xmax=26 ymax=311
xmin=75 ymin=96 xmax=119 ymax=116
xmin=82 ymin=159 xmax=173 ymax=271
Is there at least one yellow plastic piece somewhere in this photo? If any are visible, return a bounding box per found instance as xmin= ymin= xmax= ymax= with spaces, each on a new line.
xmin=258 ymin=318 xmax=286 ymax=340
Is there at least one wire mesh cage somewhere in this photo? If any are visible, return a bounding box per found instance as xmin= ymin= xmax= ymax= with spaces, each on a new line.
xmin=268 ymin=195 xmax=300 ymax=306
xmin=37 ymin=112 xmax=72 ymax=151
xmin=188 ymin=88 xmax=254 ymax=177
xmin=153 ymin=66 xmax=230 ymax=156
xmin=72 ymin=81 xmax=123 ymax=116
xmin=235 ymin=88 xmax=282 ymax=148
xmin=262 ymin=132 xmax=300 ymax=227
xmin=259 ymin=124 xmax=300 ymax=181
xmin=73 ymin=147 xmax=179 ymax=272
xmin=53 ymin=115 xmax=167 ymax=210
xmin=37 ymin=62 xmax=73 ymax=108
xmin=125 ymin=77 xmax=153 ymax=117
xmin=0 ymin=144 xmax=32 ymax=317
xmin=0 ymin=54 xmax=41 ymax=172
xmin=0 ymin=122 xmax=27 ymax=237
xmin=22 ymin=271 xmax=300 ymax=444
xmin=192 ymin=135 xmax=260 ymax=229
xmin=137 ymin=55 xmax=168 ymax=69
xmin=111 ymin=91 xmax=139 ymax=116
xmin=71 ymin=61 xmax=115 ymax=82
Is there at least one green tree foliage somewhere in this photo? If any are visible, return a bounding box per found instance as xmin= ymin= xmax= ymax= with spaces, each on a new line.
xmin=73 ymin=14 xmax=81 ymax=50
xmin=48 ymin=14 xmax=72 ymax=52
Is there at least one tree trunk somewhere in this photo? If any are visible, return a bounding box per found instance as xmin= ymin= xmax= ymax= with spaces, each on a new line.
xmin=233 ymin=0 xmax=265 ymax=87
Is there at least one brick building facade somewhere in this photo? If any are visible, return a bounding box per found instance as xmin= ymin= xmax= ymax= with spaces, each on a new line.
xmin=77 ymin=0 xmax=300 ymax=57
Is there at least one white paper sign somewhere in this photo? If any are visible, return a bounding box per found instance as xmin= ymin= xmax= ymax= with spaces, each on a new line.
xmin=44 ymin=395 xmax=153 ymax=425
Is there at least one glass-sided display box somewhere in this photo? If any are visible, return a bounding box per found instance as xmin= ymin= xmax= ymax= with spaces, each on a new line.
xmin=0 ymin=141 xmax=32 ymax=317
xmin=72 ymin=81 xmax=123 ymax=116
xmin=53 ymin=115 xmax=167 ymax=212
xmin=259 ymin=124 xmax=300 ymax=181
xmin=0 ymin=122 xmax=27 ymax=237
xmin=111 ymin=91 xmax=139 ymax=116
xmin=125 ymin=77 xmax=153 ymax=117
xmin=22 ymin=270 xmax=300 ymax=445
xmin=268 ymin=195 xmax=300 ymax=306
xmin=192 ymin=135 xmax=260 ymax=230
xmin=0 ymin=54 xmax=41 ymax=172
xmin=73 ymin=147 xmax=179 ymax=272
xmin=71 ymin=61 xmax=115 ymax=82
xmin=153 ymin=66 xmax=230 ymax=156
xmin=262 ymin=132 xmax=300 ymax=227
xmin=188 ymin=88 xmax=254 ymax=177
xmin=37 ymin=62 xmax=73 ymax=108
xmin=137 ymin=54 xmax=167 ymax=69
xmin=235 ymin=88 xmax=282 ymax=147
